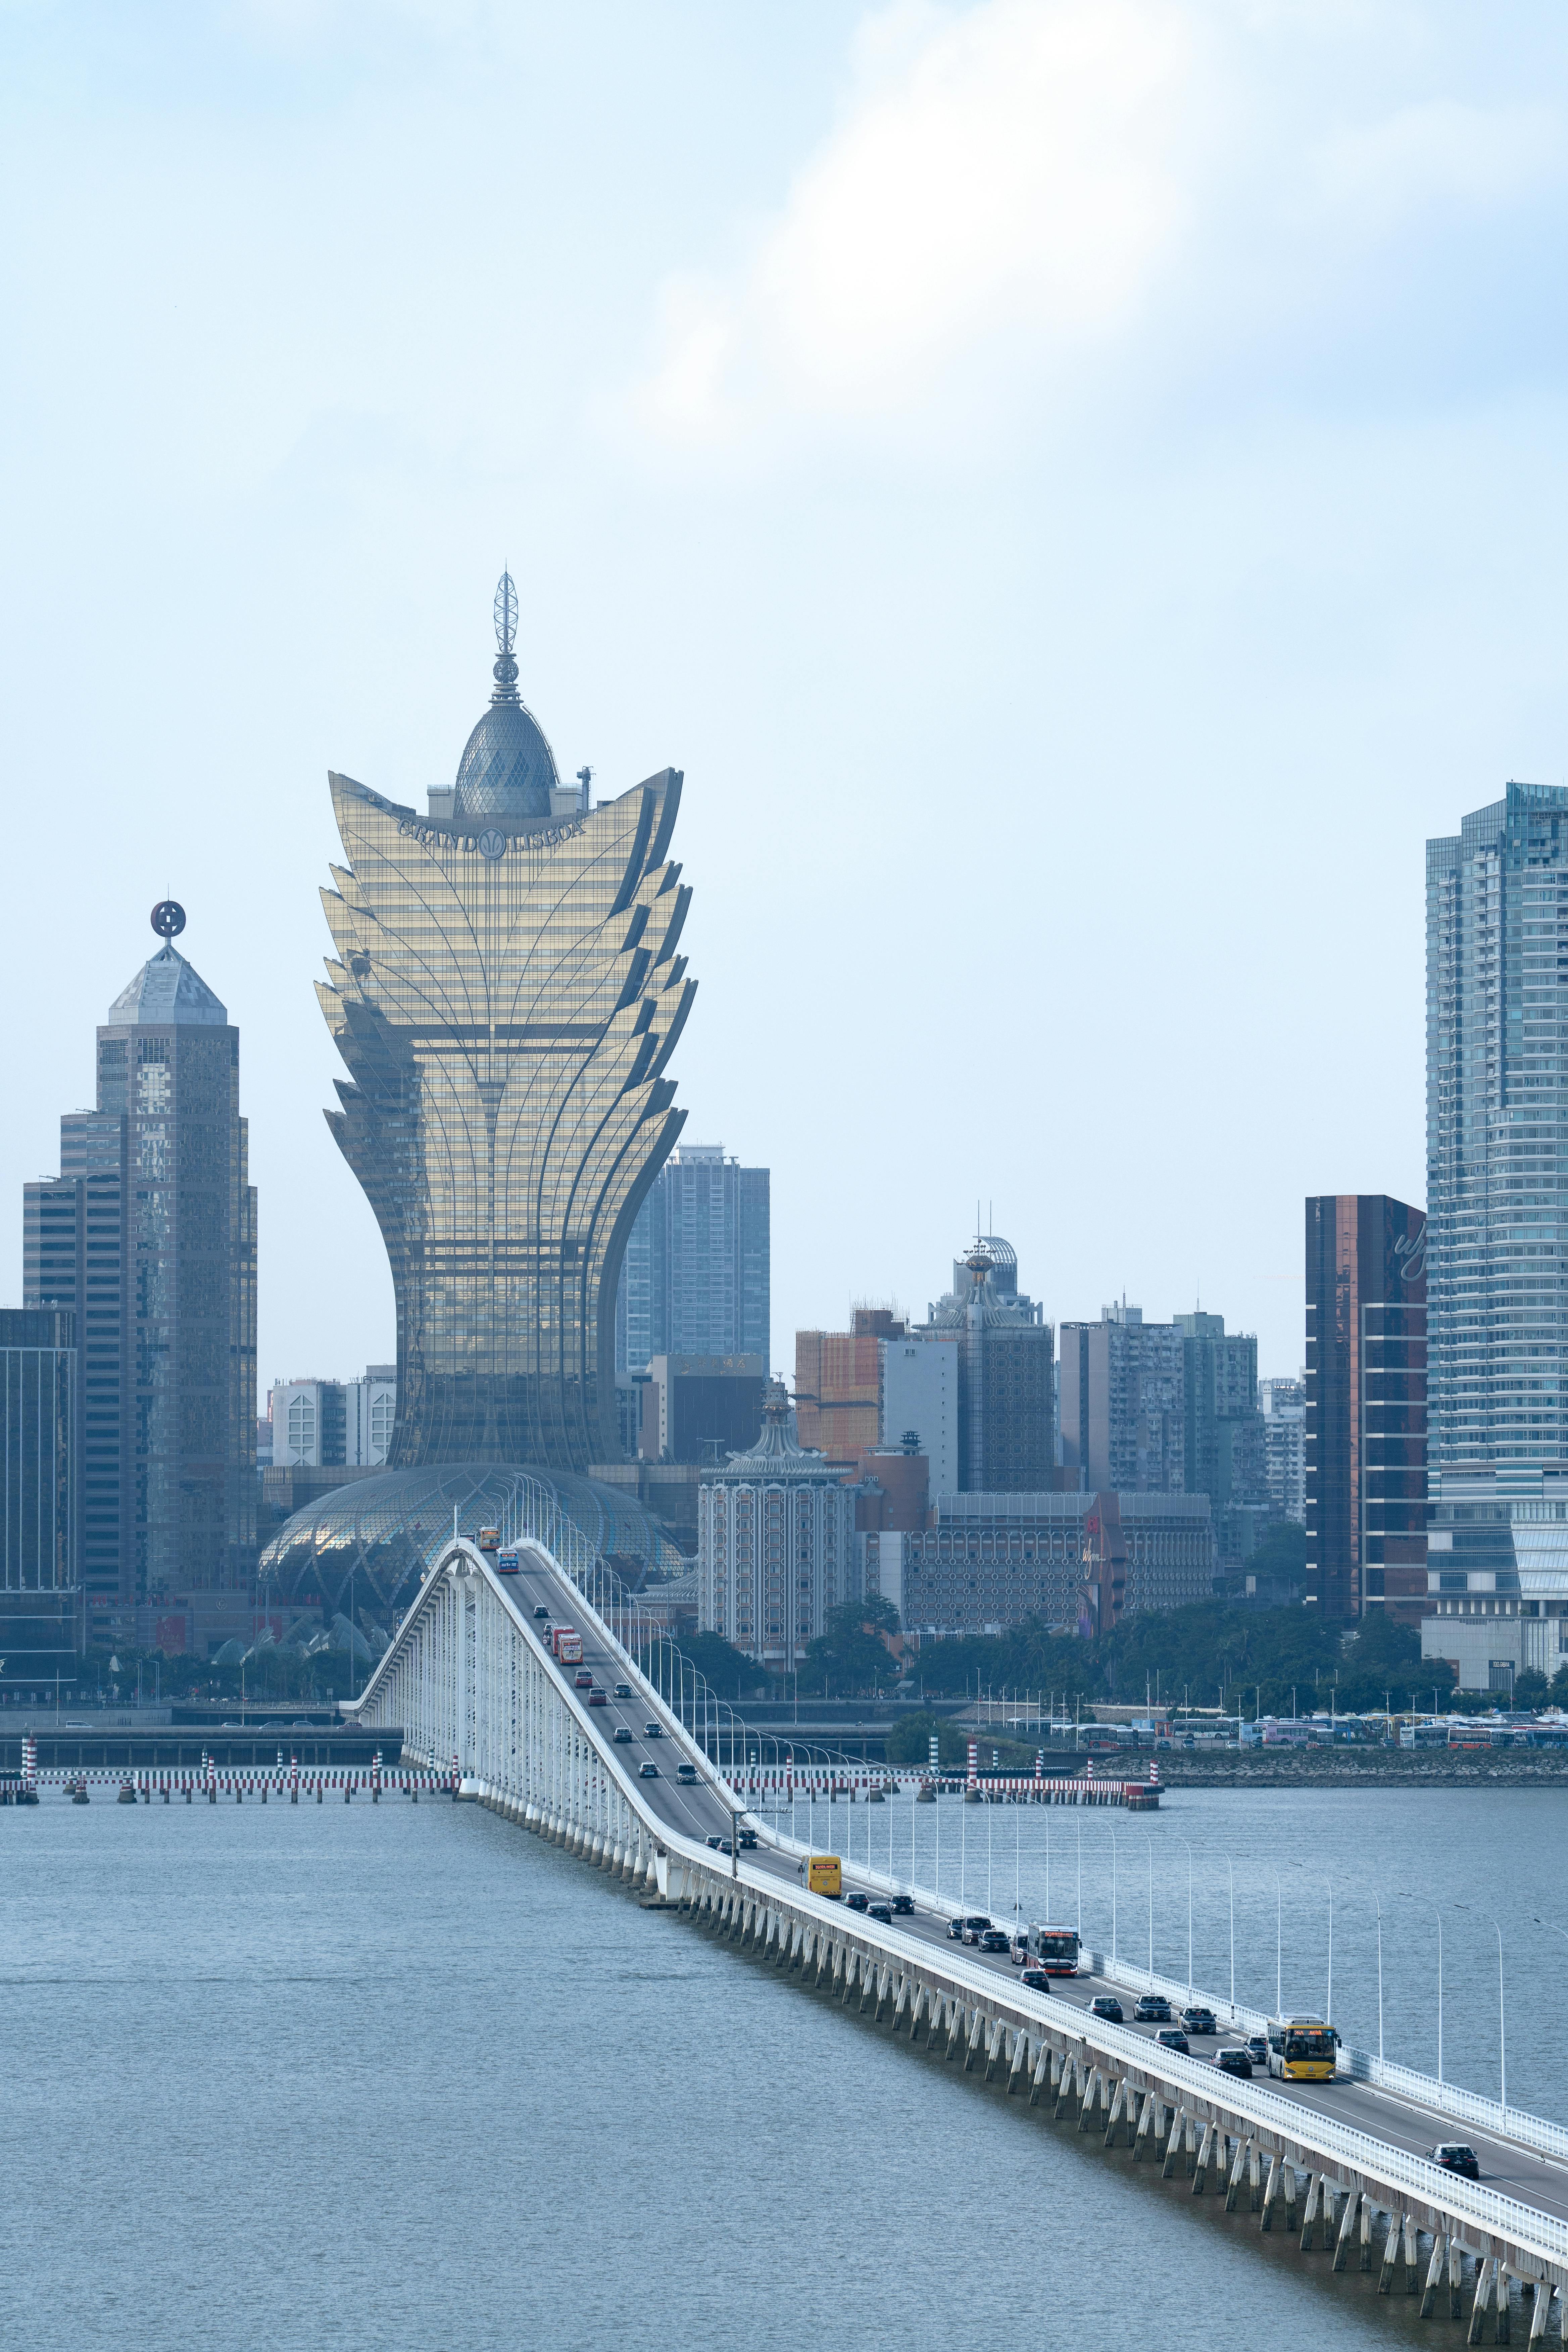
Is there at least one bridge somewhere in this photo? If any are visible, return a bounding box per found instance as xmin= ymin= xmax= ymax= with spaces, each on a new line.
xmin=351 ymin=1509 xmax=1568 ymax=2341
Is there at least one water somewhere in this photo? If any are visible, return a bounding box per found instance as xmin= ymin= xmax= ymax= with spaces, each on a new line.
xmin=1 ymin=1784 xmax=1558 ymax=2351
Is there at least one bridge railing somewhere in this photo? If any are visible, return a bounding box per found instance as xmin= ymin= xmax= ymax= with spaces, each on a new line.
xmin=658 ymin=1819 xmax=1568 ymax=2272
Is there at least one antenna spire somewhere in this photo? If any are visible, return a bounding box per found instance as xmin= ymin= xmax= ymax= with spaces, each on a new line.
xmin=489 ymin=569 xmax=521 ymax=707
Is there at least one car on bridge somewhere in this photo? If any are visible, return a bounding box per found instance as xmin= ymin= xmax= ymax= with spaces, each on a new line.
xmin=1021 ymin=1968 xmax=1053 ymax=1992
xmin=738 ymin=1829 xmax=758 ymax=1849
xmin=1244 ymin=2035 xmax=1268 ymax=2066
xmin=1180 ymin=2005 xmax=1217 ymax=2036
xmin=614 ymin=1726 xmax=633 ymax=1743
xmin=846 ymin=1890 xmax=870 ymax=1911
xmin=533 ymin=1606 xmax=549 ymax=1620
xmin=1134 ymin=1996 xmax=1172 ymax=2023
xmin=1090 ymin=1996 xmax=1125 ymax=2023
xmin=574 ymin=1669 xmax=594 ymax=1689
xmin=978 ymin=1930 xmax=1011 ymax=1955
xmin=1214 ymin=2048 xmax=1253 ymax=2078
xmin=587 ymin=1688 xmax=607 ymax=1707
xmin=1429 ymin=2144 xmax=1480 ymax=2179
xmin=613 ymin=1684 xmax=631 ymax=1699
xmin=639 ymin=1761 xmax=659 ymax=1778
xmin=868 ymin=1901 xmax=893 ymax=1924
xmin=890 ymin=1892 xmax=914 ymax=1914
xmin=644 ymin=1723 xmax=662 ymax=1738
xmin=676 ymin=1763 xmax=698 ymax=1784
xmin=952 ymin=1915 xmax=991 ymax=1943
xmin=1156 ymin=2028 xmax=1190 ymax=2055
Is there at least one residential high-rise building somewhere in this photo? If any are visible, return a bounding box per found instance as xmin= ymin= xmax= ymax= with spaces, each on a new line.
xmin=879 ymin=1336 xmax=958 ymax=1494
xmin=316 ymin=572 xmax=692 ymax=1471
xmin=1304 ymin=1195 xmax=1427 ymax=1622
xmin=1174 ymin=1311 xmax=1266 ymax=1534
xmin=614 ymin=1144 xmax=769 ymax=1379
xmin=920 ymin=1237 xmax=1056 ymax=1491
xmin=1258 ymin=1376 xmax=1307 ymax=1523
xmin=697 ymin=1383 xmax=861 ymax=1661
xmin=1420 ymin=782 xmax=1568 ymax=1684
xmin=795 ymin=1308 xmax=904 ymax=1466
xmin=23 ymin=925 xmax=256 ymax=1621
xmin=1059 ymin=1305 xmax=1185 ymax=1494
xmin=267 ymin=1367 xmax=397 ymax=1469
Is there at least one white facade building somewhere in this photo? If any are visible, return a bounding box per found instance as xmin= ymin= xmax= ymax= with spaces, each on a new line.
xmin=698 ymin=1384 xmax=861 ymax=1663
xmin=267 ymin=1365 xmax=396 ymax=1470
xmin=879 ymin=1337 xmax=957 ymax=1494
xmin=1258 ymin=1375 xmax=1306 ymax=1525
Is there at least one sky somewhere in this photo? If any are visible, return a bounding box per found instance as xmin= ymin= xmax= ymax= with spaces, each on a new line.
xmin=5 ymin=0 xmax=1568 ymax=1395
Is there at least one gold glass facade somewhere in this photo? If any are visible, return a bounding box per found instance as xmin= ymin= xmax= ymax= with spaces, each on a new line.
xmin=316 ymin=753 xmax=693 ymax=1471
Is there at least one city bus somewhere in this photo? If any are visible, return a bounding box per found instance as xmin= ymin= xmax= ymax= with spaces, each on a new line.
xmin=1265 ymin=2016 xmax=1338 ymax=2082
xmin=1028 ymin=1925 xmax=1081 ymax=1976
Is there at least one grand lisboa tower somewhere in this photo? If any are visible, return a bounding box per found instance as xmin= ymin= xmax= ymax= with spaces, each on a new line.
xmin=316 ymin=573 xmax=693 ymax=1474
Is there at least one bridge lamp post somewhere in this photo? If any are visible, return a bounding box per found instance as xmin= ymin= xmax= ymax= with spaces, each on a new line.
xmin=1325 ymin=1881 xmax=1333 ymax=2029
xmin=1274 ymin=1874 xmax=1283 ymax=2015
xmin=1374 ymin=1893 xmax=1383 ymax=2062
xmin=1223 ymin=1853 xmax=1235 ymax=2009
xmin=1144 ymin=1836 xmax=1154 ymax=1975
xmin=1177 ymin=1837 xmax=1194 ymax=1996
xmin=1109 ymin=1826 xmax=1119 ymax=1967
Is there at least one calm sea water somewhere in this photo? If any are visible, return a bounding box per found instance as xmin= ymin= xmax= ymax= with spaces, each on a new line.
xmin=2 ymin=1784 xmax=1559 ymax=2352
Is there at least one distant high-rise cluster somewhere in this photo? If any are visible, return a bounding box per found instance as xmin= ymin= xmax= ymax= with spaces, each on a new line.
xmin=614 ymin=1143 xmax=769 ymax=1379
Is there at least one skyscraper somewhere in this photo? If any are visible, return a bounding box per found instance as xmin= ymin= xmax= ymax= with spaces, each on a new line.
xmin=1173 ymin=1311 xmax=1266 ymax=1527
xmin=920 ymin=1237 xmax=1056 ymax=1491
xmin=317 ymin=573 xmax=693 ymax=1471
xmin=614 ymin=1143 xmax=769 ymax=1377
xmin=1059 ymin=1305 xmax=1185 ymax=1494
xmin=23 ymin=921 xmax=257 ymax=1620
xmin=1422 ymin=782 xmax=1568 ymax=1678
xmin=1304 ymin=1195 xmax=1426 ymax=1622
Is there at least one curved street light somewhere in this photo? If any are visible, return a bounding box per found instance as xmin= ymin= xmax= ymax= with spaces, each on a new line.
xmin=1178 ymin=1837 xmax=1195 ymax=1996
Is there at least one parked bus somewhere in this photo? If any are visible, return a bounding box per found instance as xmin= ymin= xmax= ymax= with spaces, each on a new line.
xmin=1028 ymin=1925 xmax=1080 ymax=1976
xmin=1265 ymin=2016 xmax=1338 ymax=2082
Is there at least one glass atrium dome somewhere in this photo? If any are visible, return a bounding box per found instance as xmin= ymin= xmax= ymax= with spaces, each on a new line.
xmin=259 ymin=1465 xmax=685 ymax=1618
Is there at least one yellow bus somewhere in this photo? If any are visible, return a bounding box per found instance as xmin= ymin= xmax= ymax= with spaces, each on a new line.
xmin=1266 ymin=2015 xmax=1338 ymax=2082
xmin=806 ymin=1854 xmax=842 ymax=1899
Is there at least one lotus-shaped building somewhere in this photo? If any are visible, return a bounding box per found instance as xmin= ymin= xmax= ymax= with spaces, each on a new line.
xmin=316 ymin=574 xmax=693 ymax=1470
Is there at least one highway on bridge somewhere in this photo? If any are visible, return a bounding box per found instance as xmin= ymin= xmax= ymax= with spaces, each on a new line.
xmin=512 ymin=1549 xmax=1568 ymax=2226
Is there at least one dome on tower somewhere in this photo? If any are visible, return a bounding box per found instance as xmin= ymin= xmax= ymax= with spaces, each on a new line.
xmin=450 ymin=568 xmax=561 ymax=822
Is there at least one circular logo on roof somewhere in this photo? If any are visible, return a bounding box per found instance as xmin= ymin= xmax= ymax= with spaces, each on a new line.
xmin=150 ymin=899 xmax=186 ymax=940
xmin=476 ymin=829 xmax=506 ymax=862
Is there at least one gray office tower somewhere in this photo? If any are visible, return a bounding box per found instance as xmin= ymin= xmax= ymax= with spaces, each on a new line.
xmin=1423 ymin=783 xmax=1568 ymax=1690
xmin=23 ymin=926 xmax=257 ymax=1625
xmin=0 ymin=1306 xmax=82 ymax=1695
xmin=615 ymin=1144 xmax=770 ymax=1379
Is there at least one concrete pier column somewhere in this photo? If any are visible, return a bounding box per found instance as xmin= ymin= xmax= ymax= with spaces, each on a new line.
xmin=1283 ymin=2165 xmax=1298 ymax=2234
xmin=1499 ymin=2269 xmax=1513 ymax=2345
xmin=1192 ymin=2122 xmax=1214 ymax=2195
xmin=1379 ymin=2212 xmax=1405 ymax=2295
xmin=1029 ymin=2042 xmax=1051 ymax=2106
xmin=1224 ymin=2137 xmax=1248 ymax=2211
xmin=1248 ymin=2140 xmax=1262 ymax=2211
xmin=949 ymin=2003 xmax=969 ymax=2063
xmin=1527 ymin=2281 xmax=1552 ymax=2344
xmin=1449 ymin=2238 xmax=1465 ymax=2322
xmin=1333 ymin=2189 xmax=1360 ymax=2272
xmin=1297 ymin=2172 xmax=1318 ymax=2247
xmin=892 ymin=1978 xmax=910 ymax=2030
xmin=1161 ymin=2108 xmax=1184 ymax=2180
xmin=1420 ymin=2235 xmax=1447 ymax=2319
xmin=984 ymin=2020 xmax=1004 ymax=2081
xmin=1361 ymin=2196 xmax=1375 ymax=2272
xmin=911 ymin=1986 xmax=929 ymax=2044
xmin=1054 ymin=2053 xmax=1077 ymax=2119
xmin=1468 ymin=2258 xmax=1496 ymax=2345
xmin=1076 ymin=2068 xmax=1100 ymax=2133
xmin=1102 ymin=2077 xmax=1126 ymax=2144
xmin=1009 ymin=2032 xmax=1029 ymax=2097
xmin=963 ymin=2009 xmax=986 ymax=2072
xmin=1404 ymin=2216 xmax=1420 ymax=2296
xmin=1185 ymin=2113 xmax=1198 ymax=2180
xmin=1134 ymin=2093 xmax=1156 ymax=2161
xmin=1259 ymin=2154 xmax=1281 ymax=2231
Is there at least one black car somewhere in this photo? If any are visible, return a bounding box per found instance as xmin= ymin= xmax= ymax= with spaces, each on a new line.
xmin=1215 ymin=2048 xmax=1253 ymax=2078
xmin=738 ymin=1829 xmax=758 ymax=1849
xmin=1156 ymin=2028 xmax=1190 ymax=2055
xmin=1021 ymin=1968 xmax=1052 ymax=1992
xmin=533 ymin=1606 xmax=549 ymax=1619
xmin=1429 ymin=2144 xmax=1480 ymax=2179
xmin=978 ymin=1929 xmax=1011 ymax=1954
xmin=846 ymin=1890 xmax=870 ymax=1912
xmin=613 ymin=1725 xmax=633 ymax=1744
xmin=1090 ymin=1995 xmax=1124 ymax=2023
xmin=890 ymin=1893 xmax=915 ymax=1915
xmin=1180 ymin=2006 xmax=1217 ymax=2036
xmin=1244 ymin=2035 xmax=1268 ymax=2065
xmin=644 ymin=1723 xmax=662 ymax=1738
xmin=868 ymin=1901 xmax=893 ymax=1924
xmin=1134 ymin=1995 xmax=1172 ymax=2023
xmin=612 ymin=1683 xmax=632 ymax=1699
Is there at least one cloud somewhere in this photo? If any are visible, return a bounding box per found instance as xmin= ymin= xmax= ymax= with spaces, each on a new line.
xmin=1314 ymin=97 xmax=1565 ymax=228
xmin=639 ymin=0 xmax=1197 ymax=440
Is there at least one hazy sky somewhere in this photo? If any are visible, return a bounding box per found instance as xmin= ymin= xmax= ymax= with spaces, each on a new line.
xmin=6 ymin=0 xmax=1568 ymax=1395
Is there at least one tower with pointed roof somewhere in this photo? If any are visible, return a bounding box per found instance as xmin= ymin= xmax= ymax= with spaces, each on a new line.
xmin=23 ymin=928 xmax=256 ymax=1625
xmin=316 ymin=571 xmax=693 ymax=1471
